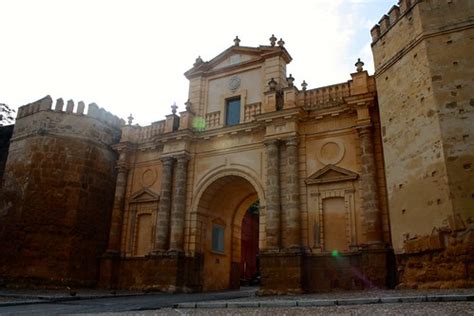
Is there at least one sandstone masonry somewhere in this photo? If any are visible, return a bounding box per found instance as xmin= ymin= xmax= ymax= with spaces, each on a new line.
xmin=371 ymin=0 xmax=474 ymax=288
xmin=0 ymin=0 xmax=471 ymax=293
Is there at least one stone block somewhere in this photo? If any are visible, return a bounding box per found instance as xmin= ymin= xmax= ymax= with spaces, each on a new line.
xmin=337 ymin=297 xmax=380 ymax=305
xmin=176 ymin=302 xmax=196 ymax=308
xmin=297 ymin=299 xmax=335 ymax=307
xmin=398 ymin=296 xmax=426 ymax=303
xmin=227 ymin=301 xmax=259 ymax=308
xmin=380 ymin=297 xmax=403 ymax=303
xmin=196 ymin=302 xmax=227 ymax=308
xmin=426 ymin=295 xmax=468 ymax=302
xmin=259 ymin=300 xmax=297 ymax=308
xmin=260 ymin=252 xmax=303 ymax=294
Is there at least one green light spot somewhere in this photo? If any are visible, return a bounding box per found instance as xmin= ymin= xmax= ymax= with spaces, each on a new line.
xmin=192 ymin=116 xmax=206 ymax=132
xmin=331 ymin=250 xmax=339 ymax=257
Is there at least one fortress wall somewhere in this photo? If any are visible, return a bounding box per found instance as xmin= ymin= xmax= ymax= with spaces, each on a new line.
xmin=372 ymin=0 xmax=474 ymax=288
xmin=0 ymin=96 xmax=122 ymax=287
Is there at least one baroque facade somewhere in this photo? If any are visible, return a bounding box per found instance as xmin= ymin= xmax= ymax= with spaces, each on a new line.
xmin=99 ymin=36 xmax=390 ymax=293
xmin=0 ymin=0 xmax=472 ymax=292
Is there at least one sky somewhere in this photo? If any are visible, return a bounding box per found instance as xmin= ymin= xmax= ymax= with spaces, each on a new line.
xmin=1 ymin=0 xmax=394 ymax=126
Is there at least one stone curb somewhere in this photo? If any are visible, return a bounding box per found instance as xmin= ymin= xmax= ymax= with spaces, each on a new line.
xmin=0 ymin=293 xmax=151 ymax=307
xmin=0 ymin=300 xmax=47 ymax=307
xmin=174 ymin=294 xmax=474 ymax=309
xmin=0 ymin=290 xmax=256 ymax=308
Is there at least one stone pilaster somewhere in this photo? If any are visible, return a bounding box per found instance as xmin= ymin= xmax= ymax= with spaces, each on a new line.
xmin=153 ymin=156 xmax=174 ymax=252
xmin=106 ymin=150 xmax=129 ymax=253
xmin=357 ymin=125 xmax=383 ymax=246
xmin=169 ymin=154 xmax=190 ymax=252
xmin=282 ymin=136 xmax=301 ymax=249
xmin=264 ymin=139 xmax=281 ymax=250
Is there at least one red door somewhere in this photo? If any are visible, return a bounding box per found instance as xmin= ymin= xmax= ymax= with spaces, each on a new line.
xmin=240 ymin=208 xmax=259 ymax=282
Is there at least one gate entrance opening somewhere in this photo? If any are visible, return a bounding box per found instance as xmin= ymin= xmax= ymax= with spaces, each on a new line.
xmin=195 ymin=175 xmax=262 ymax=291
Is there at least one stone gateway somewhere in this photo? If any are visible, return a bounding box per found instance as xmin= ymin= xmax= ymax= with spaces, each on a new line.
xmin=0 ymin=0 xmax=472 ymax=293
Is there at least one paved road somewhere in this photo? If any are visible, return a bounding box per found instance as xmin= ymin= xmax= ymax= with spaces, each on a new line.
xmin=1 ymin=288 xmax=473 ymax=315
xmin=0 ymin=288 xmax=256 ymax=315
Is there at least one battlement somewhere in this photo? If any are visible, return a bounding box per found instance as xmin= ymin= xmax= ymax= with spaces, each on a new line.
xmin=370 ymin=0 xmax=420 ymax=44
xmin=16 ymin=95 xmax=125 ymax=129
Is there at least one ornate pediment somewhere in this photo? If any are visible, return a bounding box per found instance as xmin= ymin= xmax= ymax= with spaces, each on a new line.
xmin=306 ymin=164 xmax=358 ymax=185
xmin=184 ymin=45 xmax=292 ymax=79
xmin=130 ymin=188 xmax=160 ymax=203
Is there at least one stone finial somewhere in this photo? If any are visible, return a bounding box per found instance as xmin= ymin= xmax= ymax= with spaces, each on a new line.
xmin=269 ymin=34 xmax=277 ymax=47
xmin=355 ymin=58 xmax=365 ymax=72
xmin=277 ymin=38 xmax=285 ymax=47
xmin=127 ymin=114 xmax=134 ymax=125
xmin=171 ymin=102 xmax=178 ymax=115
xmin=287 ymin=74 xmax=295 ymax=87
xmin=234 ymin=36 xmax=241 ymax=46
xmin=185 ymin=99 xmax=192 ymax=112
xmin=268 ymin=78 xmax=277 ymax=91
xmin=194 ymin=56 xmax=203 ymax=67
xmin=301 ymin=80 xmax=308 ymax=91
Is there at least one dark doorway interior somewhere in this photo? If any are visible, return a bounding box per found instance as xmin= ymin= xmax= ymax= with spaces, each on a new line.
xmin=240 ymin=201 xmax=259 ymax=286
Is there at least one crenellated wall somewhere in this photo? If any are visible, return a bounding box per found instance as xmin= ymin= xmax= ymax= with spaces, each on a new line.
xmin=371 ymin=0 xmax=474 ymax=288
xmin=0 ymin=95 xmax=123 ymax=287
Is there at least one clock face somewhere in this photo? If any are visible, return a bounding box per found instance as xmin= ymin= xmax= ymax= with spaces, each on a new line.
xmin=229 ymin=76 xmax=241 ymax=92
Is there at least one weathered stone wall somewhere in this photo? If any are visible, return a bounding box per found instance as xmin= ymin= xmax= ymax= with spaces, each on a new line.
xmin=115 ymin=254 xmax=203 ymax=292
xmin=0 ymin=96 xmax=122 ymax=287
xmin=371 ymin=0 xmax=474 ymax=288
xmin=0 ymin=125 xmax=14 ymax=183
xmin=397 ymin=225 xmax=474 ymax=289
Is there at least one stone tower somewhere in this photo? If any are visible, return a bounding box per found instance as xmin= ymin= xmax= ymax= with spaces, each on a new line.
xmin=0 ymin=96 xmax=123 ymax=287
xmin=371 ymin=0 xmax=474 ymax=287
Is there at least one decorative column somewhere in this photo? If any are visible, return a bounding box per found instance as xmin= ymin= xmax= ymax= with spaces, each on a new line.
xmin=106 ymin=149 xmax=129 ymax=253
xmin=357 ymin=125 xmax=383 ymax=246
xmin=264 ymin=139 xmax=281 ymax=250
xmin=169 ymin=154 xmax=190 ymax=252
xmin=283 ymin=136 xmax=301 ymax=249
xmin=153 ymin=156 xmax=174 ymax=252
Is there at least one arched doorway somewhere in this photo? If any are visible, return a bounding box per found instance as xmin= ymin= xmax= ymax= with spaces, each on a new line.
xmin=193 ymin=175 xmax=262 ymax=291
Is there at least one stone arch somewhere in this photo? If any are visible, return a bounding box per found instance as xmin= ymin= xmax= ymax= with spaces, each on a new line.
xmin=192 ymin=166 xmax=266 ymax=208
xmin=186 ymin=167 xmax=266 ymax=291
xmin=187 ymin=167 xmax=266 ymax=253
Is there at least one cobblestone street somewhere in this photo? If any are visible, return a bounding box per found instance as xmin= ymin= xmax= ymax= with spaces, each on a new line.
xmin=126 ymin=302 xmax=474 ymax=316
